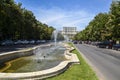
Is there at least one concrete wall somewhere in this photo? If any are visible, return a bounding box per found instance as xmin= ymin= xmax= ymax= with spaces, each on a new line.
xmin=0 ymin=48 xmax=34 ymax=64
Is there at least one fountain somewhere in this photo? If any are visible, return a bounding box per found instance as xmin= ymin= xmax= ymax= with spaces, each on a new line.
xmin=0 ymin=44 xmax=66 ymax=73
xmin=0 ymin=30 xmax=66 ymax=73
xmin=51 ymin=30 xmax=59 ymax=46
xmin=0 ymin=30 xmax=79 ymax=79
xmin=51 ymin=30 xmax=65 ymax=46
xmin=64 ymin=35 xmax=69 ymax=42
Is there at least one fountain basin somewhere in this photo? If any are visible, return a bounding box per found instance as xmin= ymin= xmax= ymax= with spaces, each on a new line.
xmin=0 ymin=43 xmax=79 ymax=79
xmin=0 ymin=48 xmax=34 ymax=65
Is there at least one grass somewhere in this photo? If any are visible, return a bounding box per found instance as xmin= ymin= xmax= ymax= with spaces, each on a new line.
xmin=47 ymin=43 xmax=98 ymax=80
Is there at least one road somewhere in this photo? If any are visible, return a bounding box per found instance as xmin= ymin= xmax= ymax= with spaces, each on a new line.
xmin=74 ymin=44 xmax=120 ymax=80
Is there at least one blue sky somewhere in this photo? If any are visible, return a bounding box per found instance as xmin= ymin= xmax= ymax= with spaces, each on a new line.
xmin=15 ymin=0 xmax=112 ymax=31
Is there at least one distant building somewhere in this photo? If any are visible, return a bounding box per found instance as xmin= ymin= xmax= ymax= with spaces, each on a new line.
xmin=61 ymin=27 xmax=77 ymax=39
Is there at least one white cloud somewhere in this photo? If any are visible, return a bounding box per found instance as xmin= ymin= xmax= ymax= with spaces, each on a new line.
xmin=34 ymin=7 xmax=95 ymax=31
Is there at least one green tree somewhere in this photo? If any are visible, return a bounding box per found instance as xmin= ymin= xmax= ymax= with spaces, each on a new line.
xmin=0 ymin=0 xmax=55 ymax=41
xmin=108 ymin=1 xmax=120 ymax=40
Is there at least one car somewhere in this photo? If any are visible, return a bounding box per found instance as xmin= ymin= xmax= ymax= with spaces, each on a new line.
xmin=72 ymin=41 xmax=77 ymax=44
xmin=36 ymin=40 xmax=41 ymax=44
xmin=96 ymin=41 xmax=113 ymax=49
xmin=29 ymin=40 xmax=35 ymax=44
xmin=14 ymin=40 xmax=23 ymax=45
xmin=15 ymin=40 xmax=29 ymax=44
xmin=36 ymin=40 xmax=46 ymax=44
xmin=40 ymin=40 xmax=46 ymax=43
xmin=112 ymin=44 xmax=120 ymax=50
xmin=78 ymin=41 xmax=82 ymax=44
xmin=91 ymin=42 xmax=97 ymax=46
xmin=1 ymin=40 xmax=14 ymax=46
xmin=21 ymin=40 xmax=29 ymax=44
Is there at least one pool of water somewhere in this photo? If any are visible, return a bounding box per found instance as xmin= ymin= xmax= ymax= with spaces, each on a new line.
xmin=0 ymin=45 xmax=66 ymax=73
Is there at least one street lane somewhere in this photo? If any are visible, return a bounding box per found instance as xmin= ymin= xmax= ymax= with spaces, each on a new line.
xmin=75 ymin=44 xmax=120 ymax=80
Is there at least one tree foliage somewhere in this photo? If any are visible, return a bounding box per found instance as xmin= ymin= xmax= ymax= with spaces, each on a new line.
xmin=74 ymin=1 xmax=120 ymax=41
xmin=0 ymin=0 xmax=54 ymax=41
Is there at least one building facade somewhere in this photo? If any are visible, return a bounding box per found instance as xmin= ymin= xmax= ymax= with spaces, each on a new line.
xmin=62 ymin=27 xmax=77 ymax=39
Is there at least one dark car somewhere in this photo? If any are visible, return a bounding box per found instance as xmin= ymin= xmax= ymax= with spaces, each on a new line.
xmin=78 ymin=41 xmax=82 ymax=44
xmin=73 ymin=41 xmax=78 ymax=44
xmin=112 ymin=44 xmax=120 ymax=50
xmin=96 ymin=41 xmax=113 ymax=49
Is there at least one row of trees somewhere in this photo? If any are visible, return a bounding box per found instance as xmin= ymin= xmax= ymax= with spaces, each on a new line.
xmin=74 ymin=1 xmax=120 ymax=41
xmin=0 ymin=0 xmax=54 ymax=41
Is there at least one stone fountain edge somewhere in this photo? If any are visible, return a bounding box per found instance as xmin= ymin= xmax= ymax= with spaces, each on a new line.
xmin=0 ymin=44 xmax=80 ymax=80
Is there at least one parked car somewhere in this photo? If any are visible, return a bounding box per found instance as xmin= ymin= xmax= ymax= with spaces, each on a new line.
xmin=29 ymin=40 xmax=35 ymax=44
xmin=73 ymin=41 xmax=78 ymax=44
xmin=14 ymin=40 xmax=29 ymax=45
xmin=14 ymin=40 xmax=23 ymax=45
xmin=91 ymin=42 xmax=97 ymax=46
xmin=36 ymin=40 xmax=46 ymax=44
xmin=1 ymin=40 xmax=14 ymax=46
xmin=78 ymin=41 xmax=82 ymax=44
xmin=40 ymin=40 xmax=46 ymax=43
xmin=96 ymin=41 xmax=113 ymax=49
xmin=21 ymin=40 xmax=29 ymax=44
xmin=112 ymin=44 xmax=120 ymax=50
xmin=36 ymin=40 xmax=41 ymax=44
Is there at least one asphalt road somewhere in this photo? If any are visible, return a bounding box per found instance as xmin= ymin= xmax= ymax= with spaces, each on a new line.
xmin=75 ymin=44 xmax=120 ymax=80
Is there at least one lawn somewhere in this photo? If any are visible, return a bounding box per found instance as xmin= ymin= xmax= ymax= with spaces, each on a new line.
xmin=47 ymin=43 xmax=98 ymax=80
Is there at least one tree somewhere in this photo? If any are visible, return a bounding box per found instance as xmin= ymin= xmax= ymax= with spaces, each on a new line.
xmin=0 ymin=0 xmax=55 ymax=41
xmin=74 ymin=13 xmax=109 ymax=41
xmin=108 ymin=1 xmax=120 ymax=40
xmin=74 ymin=1 xmax=120 ymax=41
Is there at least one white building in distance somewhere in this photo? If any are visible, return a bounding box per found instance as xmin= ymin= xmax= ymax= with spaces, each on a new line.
xmin=61 ymin=27 xmax=77 ymax=39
